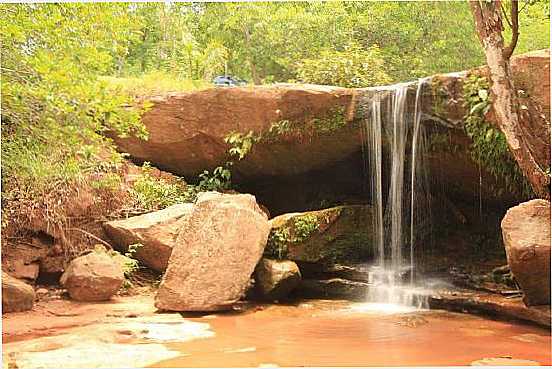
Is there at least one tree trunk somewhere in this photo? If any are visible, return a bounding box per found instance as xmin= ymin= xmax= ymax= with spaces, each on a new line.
xmin=244 ymin=27 xmax=261 ymax=85
xmin=469 ymin=0 xmax=550 ymax=199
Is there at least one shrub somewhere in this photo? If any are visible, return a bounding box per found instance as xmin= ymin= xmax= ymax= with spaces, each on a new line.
xmin=130 ymin=163 xmax=196 ymax=211
xmin=295 ymin=42 xmax=392 ymax=88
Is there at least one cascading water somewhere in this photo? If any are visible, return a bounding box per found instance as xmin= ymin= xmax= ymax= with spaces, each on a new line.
xmin=361 ymin=78 xmax=431 ymax=309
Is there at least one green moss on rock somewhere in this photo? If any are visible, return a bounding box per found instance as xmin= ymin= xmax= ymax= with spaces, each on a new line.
xmin=265 ymin=205 xmax=373 ymax=265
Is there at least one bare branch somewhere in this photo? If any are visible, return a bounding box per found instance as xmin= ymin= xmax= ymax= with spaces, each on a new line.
xmin=501 ymin=2 xmax=513 ymax=28
xmin=503 ymin=0 xmax=519 ymax=59
xmin=66 ymin=227 xmax=114 ymax=250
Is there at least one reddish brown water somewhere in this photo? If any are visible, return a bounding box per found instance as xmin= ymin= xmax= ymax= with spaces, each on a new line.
xmin=150 ymin=300 xmax=551 ymax=367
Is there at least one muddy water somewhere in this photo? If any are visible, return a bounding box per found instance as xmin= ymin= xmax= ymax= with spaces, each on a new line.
xmin=152 ymin=300 xmax=551 ymax=368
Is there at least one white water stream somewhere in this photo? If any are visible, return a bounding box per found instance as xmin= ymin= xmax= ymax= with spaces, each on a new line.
xmin=362 ymin=78 xmax=431 ymax=309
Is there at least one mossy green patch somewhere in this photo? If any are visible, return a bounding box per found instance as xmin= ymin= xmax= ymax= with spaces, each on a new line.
xmin=224 ymin=106 xmax=348 ymax=161
xmin=462 ymin=73 xmax=533 ymax=197
xmin=430 ymin=76 xmax=448 ymax=117
xmin=265 ymin=205 xmax=373 ymax=264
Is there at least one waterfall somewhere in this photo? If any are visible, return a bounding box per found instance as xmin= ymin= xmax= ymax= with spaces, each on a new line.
xmin=361 ymin=78 xmax=431 ymax=308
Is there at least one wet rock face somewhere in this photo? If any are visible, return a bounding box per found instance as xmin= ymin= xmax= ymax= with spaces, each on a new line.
xmin=60 ymin=252 xmax=124 ymax=302
xmin=297 ymin=278 xmax=368 ymax=300
xmin=254 ymin=258 xmax=301 ymax=300
xmin=2 ymin=272 xmax=35 ymax=313
xmin=266 ymin=205 xmax=373 ymax=265
xmin=103 ymin=203 xmax=194 ymax=272
xmin=155 ymin=192 xmax=270 ymax=312
xmin=501 ymin=199 xmax=551 ymax=306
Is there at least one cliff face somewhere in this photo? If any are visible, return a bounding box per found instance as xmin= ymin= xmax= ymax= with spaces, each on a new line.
xmin=112 ymin=50 xmax=550 ymax=214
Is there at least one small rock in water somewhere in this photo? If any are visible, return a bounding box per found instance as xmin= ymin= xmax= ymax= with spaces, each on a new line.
xmin=471 ymin=357 xmax=540 ymax=366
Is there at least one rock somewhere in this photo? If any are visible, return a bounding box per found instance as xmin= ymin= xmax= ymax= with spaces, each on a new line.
xmin=266 ymin=206 xmax=373 ymax=265
xmin=501 ymin=199 xmax=551 ymax=306
xmin=60 ymin=251 xmax=124 ymax=301
xmin=155 ymin=192 xmax=270 ymax=311
xmin=471 ymin=357 xmax=541 ymax=366
xmin=112 ymin=84 xmax=357 ymax=180
xmin=429 ymin=289 xmax=551 ymax=327
xmin=108 ymin=51 xmax=549 ymax=213
xmin=254 ymin=259 xmax=301 ymax=300
xmin=424 ymin=50 xmax=550 ymax=205
xmin=298 ymin=263 xmax=373 ymax=282
xmin=2 ymin=272 xmax=35 ymax=313
xmin=103 ymin=203 xmax=194 ymax=272
xmin=1 ymin=236 xmax=51 ymax=283
xmin=297 ymin=278 xmax=368 ymax=300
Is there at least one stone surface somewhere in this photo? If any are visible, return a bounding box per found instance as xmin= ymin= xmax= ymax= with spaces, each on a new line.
xmin=108 ymin=51 xmax=549 ymax=212
xmin=112 ymin=84 xmax=357 ymax=180
xmin=266 ymin=205 xmax=373 ymax=265
xmin=254 ymin=258 xmax=301 ymax=300
xmin=103 ymin=203 xmax=194 ymax=272
xmin=60 ymin=252 xmax=124 ymax=301
xmin=297 ymin=278 xmax=368 ymax=300
xmin=155 ymin=192 xmax=270 ymax=311
xmin=2 ymin=272 xmax=35 ymax=313
xmin=429 ymin=289 xmax=551 ymax=328
xmin=501 ymin=199 xmax=551 ymax=306
xmin=471 ymin=357 xmax=541 ymax=366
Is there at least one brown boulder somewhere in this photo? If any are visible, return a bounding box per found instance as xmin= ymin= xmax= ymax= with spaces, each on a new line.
xmin=110 ymin=51 xmax=549 ymax=210
xmin=2 ymin=272 xmax=35 ymax=313
xmin=112 ymin=84 xmax=357 ymax=180
xmin=103 ymin=203 xmax=193 ymax=272
xmin=266 ymin=206 xmax=373 ymax=265
xmin=60 ymin=251 xmax=124 ymax=301
xmin=501 ymin=199 xmax=551 ymax=306
xmin=155 ymin=192 xmax=270 ymax=311
xmin=254 ymin=258 xmax=301 ymax=300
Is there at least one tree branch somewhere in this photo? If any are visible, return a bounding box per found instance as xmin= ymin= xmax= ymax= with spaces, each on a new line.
xmin=503 ymin=0 xmax=519 ymax=59
xmin=500 ymin=2 xmax=513 ymax=29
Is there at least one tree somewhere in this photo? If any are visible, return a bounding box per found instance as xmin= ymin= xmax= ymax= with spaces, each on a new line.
xmin=469 ymin=0 xmax=550 ymax=199
xmin=295 ymin=42 xmax=391 ymax=87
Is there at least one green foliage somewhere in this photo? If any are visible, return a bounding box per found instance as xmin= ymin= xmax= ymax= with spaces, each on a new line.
xmin=293 ymin=215 xmax=319 ymax=241
xmin=430 ymin=78 xmax=448 ymax=117
xmin=197 ymin=165 xmax=232 ymax=191
xmin=1 ymin=4 xmax=148 ymax=206
xmin=90 ymin=172 xmax=123 ymax=191
xmin=224 ymin=131 xmax=259 ymax=160
xmin=101 ymin=72 xmax=211 ymax=97
xmin=296 ymin=43 xmax=391 ymax=87
xmin=266 ymin=227 xmax=291 ymax=260
xmin=121 ymin=243 xmax=142 ymax=278
xmin=462 ymin=74 xmax=532 ymax=196
xmin=266 ymin=214 xmax=319 ymax=259
xmin=130 ymin=163 xmax=195 ymax=210
xmin=121 ymin=3 xmax=229 ymax=79
xmin=312 ymin=107 xmax=347 ymax=133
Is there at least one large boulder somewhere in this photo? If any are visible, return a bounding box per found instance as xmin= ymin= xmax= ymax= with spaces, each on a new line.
xmin=109 ymin=51 xmax=549 ymax=212
xmin=103 ymin=203 xmax=193 ymax=272
xmin=113 ymin=84 xmax=357 ymax=180
xmin=266 ymin=205 xmax=373 ymax=265
xmin=501 ymin=199 xmax=551 ymax=306
xmin=60 ymin=251 xmax=124 ymax=301
xmin=2 ymin=272 xmax=35 ymax=313
xmin=155 ymin=192 xmax=270 ymax=311
xmin=254 ymin=258 xmax=301 ymax=300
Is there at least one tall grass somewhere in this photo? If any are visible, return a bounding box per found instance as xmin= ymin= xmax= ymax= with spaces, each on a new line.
xmin=101 ymin=71 xmax=212 ymax=97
